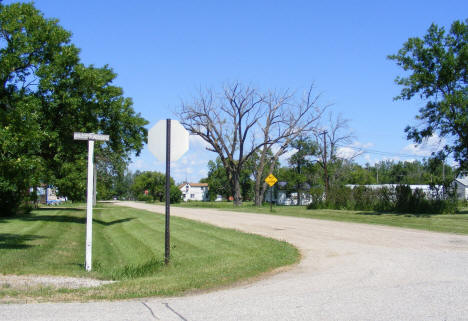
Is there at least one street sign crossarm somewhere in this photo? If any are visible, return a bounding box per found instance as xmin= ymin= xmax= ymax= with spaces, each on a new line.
xmin=74 ymin=132 xmax=109 ymax=141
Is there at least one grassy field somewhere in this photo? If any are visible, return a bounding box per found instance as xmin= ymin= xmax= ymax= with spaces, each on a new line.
xmin=0 ymin=204 xmax=299 ymax=302
xmin=175 ymin=201 xmax=468 ymax=235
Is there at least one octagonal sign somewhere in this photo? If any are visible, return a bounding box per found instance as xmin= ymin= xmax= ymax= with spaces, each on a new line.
xmin=148 ymin=119 xmax=189 ymax=162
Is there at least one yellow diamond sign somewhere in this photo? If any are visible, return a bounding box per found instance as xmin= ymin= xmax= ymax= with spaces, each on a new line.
xmin=265 ymin=174 xmax=278 ymax=187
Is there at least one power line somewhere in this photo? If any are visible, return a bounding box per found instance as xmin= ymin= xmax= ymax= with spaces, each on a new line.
xmin=343 ymin=146 xmax=432 ymax=159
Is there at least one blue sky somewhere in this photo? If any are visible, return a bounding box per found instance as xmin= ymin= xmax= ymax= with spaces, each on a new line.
xmin=9 ymin=0 xmax=467 ymax=182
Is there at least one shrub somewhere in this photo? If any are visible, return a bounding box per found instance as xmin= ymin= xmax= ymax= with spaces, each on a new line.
xmin=375 ymin=186 xmax=394 ymax=212
xmin=168 ymin=185 xmax=182 ymax=204
xmin=137 ymin=194 xmax=153 ymax=202
xmin=326 ymin=185 xmax=353 ymax=210
xmin=307 ymin=186 xmax=325 ymax=209
xmin=353 ymin=186 xmax=376 ymax=211
xmin=306 ymin=184 xmax=458 ymax=214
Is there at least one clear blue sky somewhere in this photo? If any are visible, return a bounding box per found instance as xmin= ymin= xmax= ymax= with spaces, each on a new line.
xmin=8 ymin=0 xmax=467 ymax=182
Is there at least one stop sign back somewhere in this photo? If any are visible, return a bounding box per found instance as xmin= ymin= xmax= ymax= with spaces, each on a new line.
xmin=148 ymin=119 xmax=189 ymax=162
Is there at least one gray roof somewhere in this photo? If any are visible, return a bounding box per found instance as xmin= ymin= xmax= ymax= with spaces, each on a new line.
xmin=456 ymin=176 xmax=468 ymax=186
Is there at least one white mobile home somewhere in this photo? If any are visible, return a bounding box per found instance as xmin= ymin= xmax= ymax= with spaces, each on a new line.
xmin=454 ymin=176 xmax=468 ymax=200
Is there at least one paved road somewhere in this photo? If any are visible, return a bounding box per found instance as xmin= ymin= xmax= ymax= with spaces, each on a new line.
xmin=2 ymin=202 xmax=468 ymax=320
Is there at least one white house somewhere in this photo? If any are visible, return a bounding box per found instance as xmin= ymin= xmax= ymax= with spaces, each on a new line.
xmin=454 ymin=176 xmax=468 ymax=200
xmin=178 ymin=182 xmax=209 ymax=202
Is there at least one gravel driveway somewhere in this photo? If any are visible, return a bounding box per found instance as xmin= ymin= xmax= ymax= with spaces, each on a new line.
xmin=1 ymin=201 xmax=468 ymax=321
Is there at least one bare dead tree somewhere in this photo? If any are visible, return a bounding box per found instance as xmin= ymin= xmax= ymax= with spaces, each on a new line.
xmin=314 ymin=113 xmax=360 ymax=199
xmin=178 ymin=82 xmax=326 ymax=206
xmin=252 ymin=86 xmax=326 ymax=206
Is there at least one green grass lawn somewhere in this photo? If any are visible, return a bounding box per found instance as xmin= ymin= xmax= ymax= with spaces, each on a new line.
xmin=0 ymin=204 xmax=299 ymax=302
xmin=175 ymin=201 xmax=468 ymax=235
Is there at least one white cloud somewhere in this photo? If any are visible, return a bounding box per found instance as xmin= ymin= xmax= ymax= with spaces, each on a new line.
xmin=129 ymin=159 xmax=144 ymax=170
xmin=189 ymin=135 xmax=211 ymax=150
xmin=336 ymin=140 xmax=373 ymax=160
xmin=337 ymin=146 xmax=361 ymax=160
xmin=402 ymin=135 xmax=445 ymax=156
xmin=279 ymin=148 xmax=297 ymax=165
xmin=351 ymin=141 xmax=374 ymax=148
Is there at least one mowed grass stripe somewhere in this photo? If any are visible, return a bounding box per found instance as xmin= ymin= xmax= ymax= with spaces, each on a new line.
xmin=0 ymin=204 xmax=299 ymax=301
xmin=0 ymin=209 xmax=87 ymax=275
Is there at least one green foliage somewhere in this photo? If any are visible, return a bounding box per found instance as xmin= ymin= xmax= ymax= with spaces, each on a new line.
xmin=388 ymin=19 xmax=468 ymax=171
xmin=136 ymin=194 xmax=153 ymax=202
xmin=202 ymin=158 xmax=231 ymax=200
xmin=352 ymin=186 xmax=376 ymax=211
xmin=326 ymin=185 xmax=354 ymax=209
xmin=169 ymin=185 xmax=182 ymax=203
xmin=131 ymin=171 xmax=181 ymax=203
xmin=0 ymin=3 xmax=148 ymax=215
xmin=307 ymin=184 xmax=458 ymax=214
xmin=374 ymin=187 xmax=393 ymax=212
xmin=287 ymin=137 xmax=318 ymax=203
xmin=202 ymin=157 xmax=254 ymax=201
xmin=327 ymin=159 xmax=455 ymax=186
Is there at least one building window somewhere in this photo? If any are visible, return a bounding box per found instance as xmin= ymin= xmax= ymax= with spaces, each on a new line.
xmin=190 ymin=194 xmax=195 ymax=198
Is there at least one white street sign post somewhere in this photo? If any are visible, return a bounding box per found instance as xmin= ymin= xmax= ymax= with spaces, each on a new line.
xmin=74 ymin=132 xmax=109 ymax=271
xmin=148 ymin=119 xmax=189 ymax=264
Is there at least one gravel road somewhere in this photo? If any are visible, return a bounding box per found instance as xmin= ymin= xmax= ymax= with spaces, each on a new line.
xmin=1 ymin=201 xmax=468 ymax=321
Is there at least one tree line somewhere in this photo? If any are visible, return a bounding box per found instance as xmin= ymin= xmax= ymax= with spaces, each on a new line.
xmin=0 ymin=3 xmax=147 ymax=215
xmin=201 ymin=147 xmax=456 ymax=202
xmin=179 ymin=18 xmax=466 ymax=208
xmin=1 ymin=1 xmax=465 ymax=216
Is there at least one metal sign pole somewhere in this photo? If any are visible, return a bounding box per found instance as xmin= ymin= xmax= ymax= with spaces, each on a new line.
xmin=165 ymin=119 xmax=171 ymax=264
xmin=270 ymin=186 xmax=273 ymax=212
xmin=85 ymin=140 xmax=94 ymax=271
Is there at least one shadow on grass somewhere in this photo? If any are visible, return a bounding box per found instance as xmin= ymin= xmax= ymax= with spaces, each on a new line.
xmin=37 ymin=207 xmax=84 ymax=212
xmin=356 ymin=211 xmax=436 ymax=218
xmin=0 ymin=233 xmax=46 ymax=249
xmin=9 ymin=213 xmax=135 ymax=226
xmin=18 ymin=215 xmax=86 ymax=224
xmin=94 ymin=218 xmax=134 ymax=226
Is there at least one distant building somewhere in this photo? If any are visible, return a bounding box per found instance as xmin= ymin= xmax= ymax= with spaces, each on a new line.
xmin=178 ymin=183 xmax=209 ymax=202
xmin=454 ymin=176 xmax=468 ymax=200
xmin=273 ymin=191 xmax=312 ymax=206
xmin=345 ymin=184 xmax=444 ymax=199
xmin=33 ymin=185 xmax=67 ymax=205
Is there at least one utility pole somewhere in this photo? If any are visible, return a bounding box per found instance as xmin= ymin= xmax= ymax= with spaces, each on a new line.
xmin=297 ymin=139 xmax=302 ymax=207
xmin=376 ymin=163 xmax=379 ymax=184
xmin=323 ymin=131 xmax=328 ymax=200
xmin=442 ymin=161 xmax=445 ymax=181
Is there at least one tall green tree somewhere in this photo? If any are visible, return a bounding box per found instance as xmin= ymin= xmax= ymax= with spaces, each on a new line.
xmin=389 ymin=19 xmax=467 ymax=171
xmin=288 ymin=137 xmax=317 ymax=205
xmin=0 ymin=3 xmax=147 ymax=215
xmin=131 ymin=171 xmax=181 ymax=203
xmin=201 ymin=158 xmax=231 ymax=201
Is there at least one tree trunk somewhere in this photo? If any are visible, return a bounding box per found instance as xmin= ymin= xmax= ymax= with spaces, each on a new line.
xmin=254 ymin=171 xmax=266 ymax=206
xmin=258 ymin=154 xmax=280 ymax=205
xmin=232 ymin=172 xmax=242 ymax=206
xmin=255 ymin=182 xmax=265 ymax=206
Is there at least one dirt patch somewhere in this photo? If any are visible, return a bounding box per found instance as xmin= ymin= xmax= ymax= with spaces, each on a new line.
xmin=0 ymin=274 xmax=115 ymax=290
